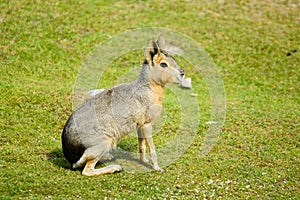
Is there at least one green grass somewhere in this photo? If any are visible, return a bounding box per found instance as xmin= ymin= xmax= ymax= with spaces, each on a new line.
xmin=1 ymin=0 xmax=299 ymax=199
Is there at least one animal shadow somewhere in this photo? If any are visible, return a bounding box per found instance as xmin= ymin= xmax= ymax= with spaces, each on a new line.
xmin=47 ymin=148 xmax=152 ymax=171
xmin=47 ymin=148 xmax=71 ymax=169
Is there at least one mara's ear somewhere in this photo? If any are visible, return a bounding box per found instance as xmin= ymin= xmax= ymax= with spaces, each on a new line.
xmin=144 ymin=40 xmax=160 ymax=64
xmin=156 ymin=34 xmax=166 ymax=49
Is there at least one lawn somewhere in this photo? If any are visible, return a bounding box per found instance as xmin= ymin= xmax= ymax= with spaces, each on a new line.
xmin=1 ymin=0 xmax=299 ymax=199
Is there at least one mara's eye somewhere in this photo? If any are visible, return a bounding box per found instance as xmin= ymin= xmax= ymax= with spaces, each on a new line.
xmin=160 ymin=62 xmax=168 ymax=68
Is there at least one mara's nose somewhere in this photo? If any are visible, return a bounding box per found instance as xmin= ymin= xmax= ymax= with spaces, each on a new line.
xmin=180 ymin=69 xmax=185 ymax=76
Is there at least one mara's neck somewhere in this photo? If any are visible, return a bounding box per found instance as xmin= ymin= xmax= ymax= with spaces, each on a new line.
xmin=137 ymin=64 xmax=165 ymax=105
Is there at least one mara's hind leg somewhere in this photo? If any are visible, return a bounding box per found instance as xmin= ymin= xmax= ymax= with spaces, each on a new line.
xmin=74 ymin=141 xmax=123 ymax=176
xmin=72 ymin=142 xmax=114 ymax=169
xmin=72 ymin=151 xmax=88 ymax=169
xmin=82 ymin=159 xmax=123 ymax=176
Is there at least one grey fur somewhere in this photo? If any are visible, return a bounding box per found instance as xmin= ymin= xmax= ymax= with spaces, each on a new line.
xmin=62 ymin=36 xmax=185 ymax=176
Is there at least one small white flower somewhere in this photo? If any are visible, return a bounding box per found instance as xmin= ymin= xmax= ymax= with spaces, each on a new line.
xmin=205 ymin=121 xmax=218 ymax=125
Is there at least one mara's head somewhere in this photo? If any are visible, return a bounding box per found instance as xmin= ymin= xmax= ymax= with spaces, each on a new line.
xmin=143 ymin=35 xmax=184 ymax=86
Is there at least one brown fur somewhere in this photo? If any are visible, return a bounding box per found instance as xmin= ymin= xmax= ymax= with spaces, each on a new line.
xmin=62 ymin=35 xmax=184 ymax=176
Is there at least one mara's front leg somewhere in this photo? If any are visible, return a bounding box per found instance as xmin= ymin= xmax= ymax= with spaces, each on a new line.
xmin=138 ymin=123 xmax=163 ymax=171
xmin=138 ymin=127 xmax=149 ymax=163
